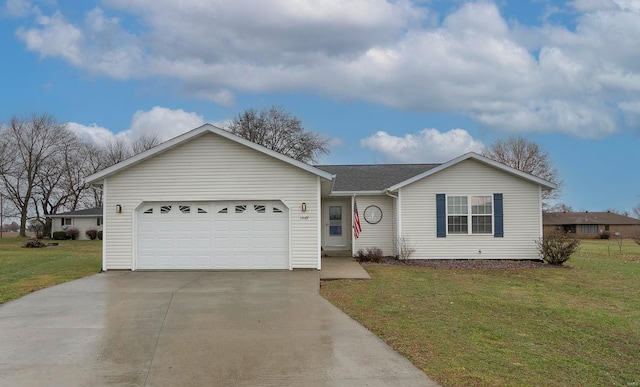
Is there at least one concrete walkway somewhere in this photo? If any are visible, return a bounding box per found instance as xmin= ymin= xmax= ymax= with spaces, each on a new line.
xmin=0 ymin=271 xmax=437 ymax=386
xmin=321 ymin=257 xmax=371 ymax=280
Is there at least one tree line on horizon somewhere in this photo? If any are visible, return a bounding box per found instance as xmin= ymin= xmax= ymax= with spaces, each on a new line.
xmin=0 ymin=113 xmax=162 ymax=236
xmin=0 ymin=107 xmax=329 ymax=237
xmin=5 ymin=106 xmax=630 ymax=238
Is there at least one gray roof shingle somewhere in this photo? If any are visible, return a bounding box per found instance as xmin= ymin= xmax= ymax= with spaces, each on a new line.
xmin=543 ymin=212 xmax=640 ymax=225
xmin=315 ymin=164 xmax=440 ymax=192
xmin=51 ymin=207 xmax=103 ymax=217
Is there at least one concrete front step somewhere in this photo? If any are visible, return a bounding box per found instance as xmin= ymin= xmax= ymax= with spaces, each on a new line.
xmin=320 ymin=257 xmax=371 ymax=280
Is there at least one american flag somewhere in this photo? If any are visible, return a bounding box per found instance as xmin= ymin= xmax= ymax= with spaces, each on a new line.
xmin=353 ymin=198 xmax=362 ymax=239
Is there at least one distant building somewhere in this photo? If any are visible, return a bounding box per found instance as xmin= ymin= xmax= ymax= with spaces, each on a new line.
xmin=543 ymin=211 xmax=640 ymax=238
xmin=49 ymin=207 xmax=103 ymax=240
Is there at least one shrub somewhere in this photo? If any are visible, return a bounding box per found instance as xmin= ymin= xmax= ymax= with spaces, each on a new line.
xmin=65 ymin=227 xmax=80 ymax=240
xmin=394 ymin=236 xmax=416 ymax=261
xmin=31 ymin=221 xmax=45 ymax=239
xmin=97 ymin=230 xmax=103 ymax=240
xmin=52 ymin=231 xmax=68 ymax=240
xmin=354 ymin=247 xmax=383 ymax=263
xmin=599 ymin=231 xmax=610 ymax=239
xmin=536 ymin=231 xmax=580 ymax=265
xmin=85 ymin=229 xmax=98 ymax=240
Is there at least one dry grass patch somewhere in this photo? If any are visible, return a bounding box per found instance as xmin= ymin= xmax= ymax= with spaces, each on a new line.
xmin=321 ymin=240 xmax=640 ymax=386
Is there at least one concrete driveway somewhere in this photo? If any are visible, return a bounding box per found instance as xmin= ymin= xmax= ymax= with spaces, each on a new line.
xmin=0 ymin=271 xmax=438 ymax=386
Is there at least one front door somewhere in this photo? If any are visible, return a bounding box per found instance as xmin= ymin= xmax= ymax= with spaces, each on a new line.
xmin=324 ymin=202 xmax=348 ymax=248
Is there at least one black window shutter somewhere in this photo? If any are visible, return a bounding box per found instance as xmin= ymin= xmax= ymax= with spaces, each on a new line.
xmin=494 ymin=193 xmax=504 ymax=237
xmin=436 ymin=194 xmax=446 ymax=238
xmin=61 ymin=218 xmax=64 ymax=227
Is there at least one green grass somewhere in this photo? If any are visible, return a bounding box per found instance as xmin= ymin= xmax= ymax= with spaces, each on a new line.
xmin=0 ymin=237 xmax=102 ymax=305
xmin=321 ymin=239 xmax=640 ymax=386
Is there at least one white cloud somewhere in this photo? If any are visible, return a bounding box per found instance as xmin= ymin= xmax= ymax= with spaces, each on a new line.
xmin=569 ymin=0 xmax=619 ymax=12
xmin=66 ymin=106 xmax=206 ymax=148
xmin=128 ymin=107 xmax=205 ymax=141
xmin=10 ymin=1 xmax=640 ymax=138
xmin=66 ymin=122 xmax=116 ymax=145
xmin=360 ymin=129 xmax=484 ymax=163
xmin=3 ymin=0 xmax=39 ymax=17
xmin=570 ymin=0 xmax=640 ymax=12
xmin=619 ymin=100 xmax=640 ymax=126
xmin=16 ymin=8 xmax=142 ymax=79
xmin=16 ymin=12 xmax=84 ymax=65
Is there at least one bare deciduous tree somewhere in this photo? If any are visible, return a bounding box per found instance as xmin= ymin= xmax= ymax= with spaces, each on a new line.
xmin=226 ymin=106 xmax=329 ymax=163
xmin=131 ymin=132 xmax=161 ymax=155
xmin=547 ymin=203 xmax=573 ymax=213
xmin=0 ymin=113 xmax=73 ymax=236
xmin=32 ymin=138 xmax=99 ymax=234
xmin=101 ymin=133 xmax=161 ymax=168
xmin=482 ymin=136 xmax=561 ymax=210
xmin=103 ymin=137 xmax=131 ymax=167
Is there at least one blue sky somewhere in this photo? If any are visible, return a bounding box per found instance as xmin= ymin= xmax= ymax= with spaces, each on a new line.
xmin=1 ymin=0 xmax=639 ymax=213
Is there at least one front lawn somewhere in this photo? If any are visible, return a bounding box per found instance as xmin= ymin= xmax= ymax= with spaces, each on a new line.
xmin=0 ymin=238 xmax=102 ymax=305
xmin=321 ymin=239 xmax=640 ymax=386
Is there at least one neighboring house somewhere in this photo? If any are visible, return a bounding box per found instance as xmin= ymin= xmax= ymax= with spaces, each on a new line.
xmin=49 ymin=207 xmax=103 ymax=240
xmin=85 ymin=124 xmax=556 ymax=271
xmin=543 ymin=211 xmax=640 ymax=238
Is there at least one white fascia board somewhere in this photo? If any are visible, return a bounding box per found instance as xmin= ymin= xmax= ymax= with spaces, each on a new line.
xmin=387 ymin=152 xmax=557 ymax=191
xmin=329 ymin=190 xmax=386 ymax=197
xmin=85 ymin=124 xmax=334 ymax=184
xmin=48 ymin=214 xmax=101 ymax=218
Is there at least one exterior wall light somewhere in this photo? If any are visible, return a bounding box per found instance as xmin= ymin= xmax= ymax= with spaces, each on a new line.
xmin=116 ymin=204 xmax=122 ymax=213
xmin=301 ymin=202 xmax=307 ymax=212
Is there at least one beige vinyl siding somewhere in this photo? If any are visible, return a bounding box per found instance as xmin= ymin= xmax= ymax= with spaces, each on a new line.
xmin=104 ymin=132 xmax=320 ymax=270
xmin=400 ymin=159 xmax=542 ymax=260
xmin=353 ymin=195 xmax=394 ymax=256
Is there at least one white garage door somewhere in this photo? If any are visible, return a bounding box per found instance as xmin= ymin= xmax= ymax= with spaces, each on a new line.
xmin=136 ymin=201 xmax=289 ymax=269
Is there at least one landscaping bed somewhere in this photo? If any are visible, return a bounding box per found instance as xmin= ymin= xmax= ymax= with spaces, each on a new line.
xmin=372 ymin=257 xmax=546 ymax=270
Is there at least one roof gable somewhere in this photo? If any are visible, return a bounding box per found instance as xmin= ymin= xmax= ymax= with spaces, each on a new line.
xmin=388 ymin=152 xmax=557 ymax=191
xmin=85 ymin=124 xmax=334 ymax=184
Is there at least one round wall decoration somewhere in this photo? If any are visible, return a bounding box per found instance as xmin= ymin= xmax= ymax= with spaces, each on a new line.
xmin=363 ymin=205 xmax=383 ymax=224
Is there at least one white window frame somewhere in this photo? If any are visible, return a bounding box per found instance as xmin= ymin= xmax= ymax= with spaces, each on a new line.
xmin=97 ymin=217 xmax=103 ymax=226
xmin=446 ymin=195 xmax=494 ymax=235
